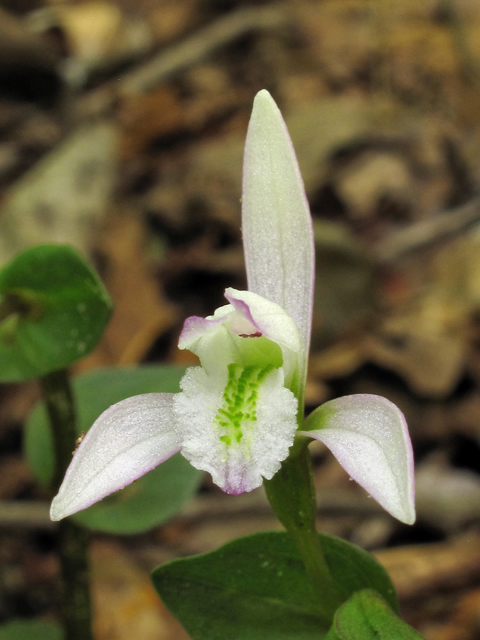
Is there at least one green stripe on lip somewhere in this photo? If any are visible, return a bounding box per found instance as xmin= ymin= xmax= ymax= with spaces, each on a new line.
xmin=216 ymin=362 xmax=275 ymax=445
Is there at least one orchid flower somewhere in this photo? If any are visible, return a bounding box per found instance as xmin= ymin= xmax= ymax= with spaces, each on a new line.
xmin=50 ymin=91 xmax=415 ymax=525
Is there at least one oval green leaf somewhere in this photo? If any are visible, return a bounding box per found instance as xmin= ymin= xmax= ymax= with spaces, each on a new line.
xmin=325 ymin=589 xmax=425 ymax=640
xmin=25 ymin=366 xmax=201 ymax=534
xmin=151 ymin=531 xmax=398 ymax=640
xmin=0 ymin=244 xmax=112 ymax=382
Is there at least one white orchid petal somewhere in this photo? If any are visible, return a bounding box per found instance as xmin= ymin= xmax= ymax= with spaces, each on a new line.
xmin=179 ymin=289 xmax=303 ymax=391
xmin=225 ymin=288 xmax=302 ymax=389
xmin=178 ymin=306 xmax=233 ymax=351
xmin=242 ymin=89 xmax=314 ymax=383
xmin=50 ymin=394 xmax=180 ymax=521
xmin=179 ymin=309 xmax=239 ymax=375
xmin=225 ymin=289 xmax=302 ymax=356
xmin=175 ymin=366 xmax=297 ymax=494
xmin=300 ymin=394 xmax=415 ymax=524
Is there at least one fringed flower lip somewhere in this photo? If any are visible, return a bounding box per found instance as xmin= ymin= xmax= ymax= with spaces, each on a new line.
xmin=50 ymin=89 xmax=416 ymax=526
xmin=174 ymin=287 xmax=301 ymax=496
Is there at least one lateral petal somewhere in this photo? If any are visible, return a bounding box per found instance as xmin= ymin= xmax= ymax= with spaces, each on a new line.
xmin=300 ymin=394 xmax=415 ymax=524
xmin=50 ymin=393 xmax=180 ymax=521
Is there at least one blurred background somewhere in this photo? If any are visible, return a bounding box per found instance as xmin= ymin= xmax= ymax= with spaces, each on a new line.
xmin=1 ymin=0 xmax=480 ymax=637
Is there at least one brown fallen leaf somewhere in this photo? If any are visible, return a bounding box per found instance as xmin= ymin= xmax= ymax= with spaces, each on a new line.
xmin=91 ymin=539 xmax=189 ymax=640
xmin=76 ymin=211 xmax=178 ymax=371
xmin=415 ymin=453 xmax=480 ymax=531
xmin=0 ymin=456 xmax=32 ymax=499
xmin=0 ymin=121 xmax=117 ymax=267
xmin=149 ymin=0 xmax=198 ymax=45
xmin=375 ymin=534 xmax=480 ymax=603
xmin=118 ymin=87 xmax=186 ymax=161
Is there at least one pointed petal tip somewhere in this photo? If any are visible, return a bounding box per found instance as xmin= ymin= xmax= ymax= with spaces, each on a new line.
xmin=301 ymin=394 xmax=416 ymax=525
xmin=49 ymin=500 xmax=63 ymax=522
xmin=401 ymin=507 xmax=416 ymax=526
xmin=50 ymin=496 xmax=76 ymax=522
xmin=250 ymin=90 xmax=285 ymax=139
xmin=48 ymin=393 xmax=181 ymax=522
xmin=253 ymin=89 xmax=275 ymax=108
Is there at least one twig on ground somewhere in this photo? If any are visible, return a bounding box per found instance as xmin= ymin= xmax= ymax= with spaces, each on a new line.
xmin=374 ymin=196 xmax=480 ymax=262
xmin=77 ymin=3 xmax=290 ymax=119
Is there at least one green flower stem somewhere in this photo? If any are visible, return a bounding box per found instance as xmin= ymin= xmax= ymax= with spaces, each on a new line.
xmin=40 ymin=368 xmax=94 ymax=640
xmin=57 ymin=519 xmax=92 ymax=640
xmin=264 ymin=438 xmax=344 ymax=624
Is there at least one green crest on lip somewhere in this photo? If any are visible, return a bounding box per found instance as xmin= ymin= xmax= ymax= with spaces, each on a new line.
xmin=216 ymin=363 xmax=275 ymax=446
xmin=232 ymin=334 xmax=283 ymax=369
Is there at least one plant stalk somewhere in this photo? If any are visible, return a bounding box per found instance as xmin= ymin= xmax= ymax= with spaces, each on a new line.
xmin=264 ymin=439 xmax=343 ymax=625
xmin=40 ymin=368 xmax=94 ymax=640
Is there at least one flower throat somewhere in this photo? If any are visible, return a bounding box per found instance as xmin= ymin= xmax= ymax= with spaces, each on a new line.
xmin=216 ymin=363 xmax=275 ymax=446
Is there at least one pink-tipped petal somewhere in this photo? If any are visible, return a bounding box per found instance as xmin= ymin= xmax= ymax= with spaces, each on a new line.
xmin=178 ymin=307 xmax=240 ymax=375
xmin=300 ymin=394 xmax=415 ymax=524
xmin=225 ymin=288 xmax=302 ymax=357
xmin=242 ymin=90 xmax=314 ymax=385
xmin=178 ymin=289 xmax=303 ymax=391
xmin=224 ymin=288 xmax=302 ymax=391
xmin=178 ymin=306 xmax=233 ymax=351
xmin=50 ymin=393 xmax=180 ymax=521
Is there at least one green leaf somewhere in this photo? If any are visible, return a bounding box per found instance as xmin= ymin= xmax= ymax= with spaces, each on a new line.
xmin=25 ymin=365 xmax=201 ymax=534
xmin=151 ymin=531 xmax=398 ymax=640
xmin=0 ymin=244 xmax=112 ymax=381
xmin=0 ymin=621 xmax=63 ymax=640
xmin=325 ymin=590 xmax=425 ymax=640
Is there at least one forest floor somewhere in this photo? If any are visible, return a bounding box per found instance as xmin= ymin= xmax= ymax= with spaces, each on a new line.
xmin=2 ymin=0 xmax=480 ymax=637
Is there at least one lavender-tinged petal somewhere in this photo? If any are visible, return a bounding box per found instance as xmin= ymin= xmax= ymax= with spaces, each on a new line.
xmin=178 ymin=289 xmax=303 ymax=390
xmin=50 ymin=393 xmax=181 ymax=521
xmin=300 ymin=394 xmax=415 ymax=524
xmin=178 ymin=305 xmax=234 ymax=351
xmin=178 ymin=304 xmax=255 ymax=375
xmin=225 ymin=289 xmax=302 ymax=355
xmin=225 ymin=288 xmax=302 ymax=388
xmin=242 ymin=89 xmax=314 ymax=383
